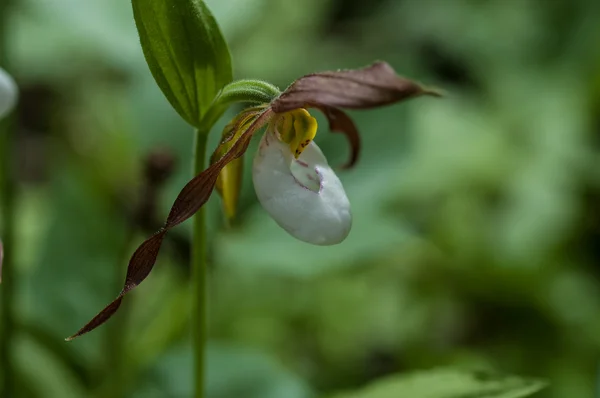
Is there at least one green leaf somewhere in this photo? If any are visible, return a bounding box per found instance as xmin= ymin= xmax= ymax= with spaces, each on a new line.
xmin=132 ymin=343 xmax=315 ymax=398
xmin=132 ymin=0 xmax=232 ymax=127
xmin=328 ymin=369 xmax=547 ymax=398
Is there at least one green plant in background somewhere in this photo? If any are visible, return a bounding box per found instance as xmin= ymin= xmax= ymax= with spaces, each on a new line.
xmin=57 ymin=1 xmax=551 ymax=398
xmin=0 ymin=34 xmax=20 ymax=398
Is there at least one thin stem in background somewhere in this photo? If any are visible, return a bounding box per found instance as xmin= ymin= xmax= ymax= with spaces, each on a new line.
xmin=0 ymin=111 xmax=16 ymax=398
xmin=192 ymin=129 xmax=208 ymax=398
xmin=0 ymin=0 xmax=16 ymax=393
xmin=103 ymin=227 xmax=136 ymax=398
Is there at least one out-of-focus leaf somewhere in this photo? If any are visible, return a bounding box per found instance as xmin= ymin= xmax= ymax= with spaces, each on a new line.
xmin=14 ymin=334 xmax=87 ymax=398
xmin=28 ymin=160 xmax=124 ymax=354
xmin=328 ymin=369 xmax=546 ymax=398
xmin=132 ymin=0 xmax=232 ymax=127
xmin=132 ymin=343 xmax=315 ymax=398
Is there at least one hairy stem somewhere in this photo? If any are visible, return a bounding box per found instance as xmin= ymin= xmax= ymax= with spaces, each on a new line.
xmin=192 ymin=129 xmax=208 ymax=398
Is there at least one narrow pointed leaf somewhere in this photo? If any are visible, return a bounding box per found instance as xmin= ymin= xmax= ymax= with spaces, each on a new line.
xmin=66 ymin=109 xmax=272 ymax=340
xmin=272 ymin=61 xmax=441 ymax=113
xmin=132 ymin=0 xmax=232 ymax=127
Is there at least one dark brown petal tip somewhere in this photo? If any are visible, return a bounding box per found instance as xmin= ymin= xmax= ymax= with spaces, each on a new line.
xmin=315 ymin=106 xmax=361 ymax=169
xmin=65 ymin=230 xmax=166 ymax=341
xmin=66 ymin=109 xmax=273 ymax=341
xmin=272 ymin=61 xmax=441 ymax=113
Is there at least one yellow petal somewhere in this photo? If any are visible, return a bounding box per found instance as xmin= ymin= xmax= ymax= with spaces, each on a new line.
xmin=215 ymin=156 xmax=244 ymax=220
xmin=212 ymin=106 xmax=266 ymax=220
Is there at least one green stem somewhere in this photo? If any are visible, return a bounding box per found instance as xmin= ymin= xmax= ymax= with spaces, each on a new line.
xmin=192 ymin=129 xmax=208 ymax=398
xmin=0 ymin=0 xmax=16 ymax=394
xmin=104 ymin=227 xmax=136 ymax=398
xmin=0 ymin=113 xmax=16 ymax=398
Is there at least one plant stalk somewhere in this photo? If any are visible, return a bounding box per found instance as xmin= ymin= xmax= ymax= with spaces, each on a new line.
xmin=192 ymin=129 xmax=208 ymax=398
xmin=0 ymin=110 xmax=16 ymax=398
xmin=0 ymin=0 xmax=16 ymax=394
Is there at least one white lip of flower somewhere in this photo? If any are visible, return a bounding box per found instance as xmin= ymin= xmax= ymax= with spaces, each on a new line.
xmin=0 ymin=67 xmax=18 ymax=120
xmin=252 ymin=111 xmax=352 ymax=245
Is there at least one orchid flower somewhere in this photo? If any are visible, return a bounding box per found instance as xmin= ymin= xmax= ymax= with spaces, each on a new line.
xmin=0 ymin=66 xmax=18 ymax=283
xmin=220 ymin=62 xmax=439 ymax=245
xmin=67 ymin=61 xmax=439 ymax=339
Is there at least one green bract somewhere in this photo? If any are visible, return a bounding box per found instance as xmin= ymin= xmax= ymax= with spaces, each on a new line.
xmin=132 ymin=0 xmax=232 ymax=127
xmin=217 ymin=80 xmax=280 ymax=106
xmin=200 ymin=79 xmax=281 ymax=131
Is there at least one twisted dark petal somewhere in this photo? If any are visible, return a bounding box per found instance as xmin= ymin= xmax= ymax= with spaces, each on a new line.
xmin=165 ymin=110 xmax=272 ymax=227
xmin=272 ymin=61 xmax=440 ymax=113
xmin=65 ymin=298 xmax=123 ymax=342
xmin=66 ymin=109 xmax=273 ymax=341
xmin=122 ymin=230 xmax=167 ymax=293
xmin=315 ymin=106 xmax=361 ymax=169
xmin=66 ymin=230 xmax=166 ymax=341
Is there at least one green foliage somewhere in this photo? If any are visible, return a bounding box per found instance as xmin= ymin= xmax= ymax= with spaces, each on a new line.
xmin=329 ymin=369 xmax=546 ymax=398
xmin=131 ymin=0 xmax=232 ymax=128
xmin=132 ymin=343 xmax=315 ymax=398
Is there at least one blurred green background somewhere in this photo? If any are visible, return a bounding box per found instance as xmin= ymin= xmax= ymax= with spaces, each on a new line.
xmin=1 ymin=0 xmax=600 ymax=397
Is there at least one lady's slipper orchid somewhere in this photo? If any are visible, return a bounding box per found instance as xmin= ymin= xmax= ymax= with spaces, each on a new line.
xmin=67 ymin=62 xmax=439 ymax=339
xmin=252 ymin=109 xmax=351 ymax=245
